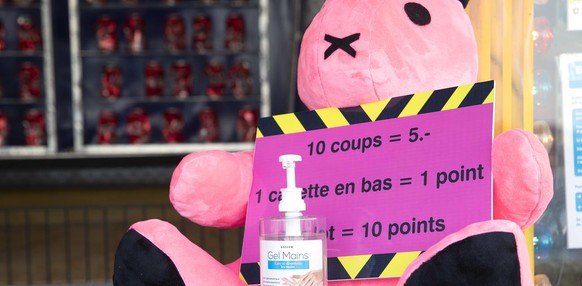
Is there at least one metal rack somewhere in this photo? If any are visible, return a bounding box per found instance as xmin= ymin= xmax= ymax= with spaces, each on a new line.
xmin=0 ymin=0 xmax=56 ymax=156
xmin=68 ymin=0 xmax=270 ymax=155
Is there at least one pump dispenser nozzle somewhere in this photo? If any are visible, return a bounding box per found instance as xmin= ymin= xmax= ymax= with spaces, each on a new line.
xmin=259 ymin=155 xmax=327 ymax=284
xmin=278 ymin=155 xmax=306 ymax=214
xmin=278 ymin=155 xmax=306 ymax=237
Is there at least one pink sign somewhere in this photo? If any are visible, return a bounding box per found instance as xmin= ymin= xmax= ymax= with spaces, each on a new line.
xmin=240 ymin=82 xmax=494 ymax=283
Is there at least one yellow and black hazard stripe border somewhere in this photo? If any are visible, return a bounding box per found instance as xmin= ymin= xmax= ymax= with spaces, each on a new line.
xmin=240 ymin=251 xmax=425 ymax=284
xmin=257 ymin=81 xmax=494 ymax=138
xmin=243 ymin=81 xmax=494 ymax=284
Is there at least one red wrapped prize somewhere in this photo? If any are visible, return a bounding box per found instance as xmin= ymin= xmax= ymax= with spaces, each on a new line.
xmin=165 ymin=14 xmax=186 ymax=52
xmin=0 ymin=112 xmax=7 ymax=146
xmin=97 ymin=110 xmax=118 ymax=144
xmin=533 ymin=17 xmax=553 ymax=55
xmin=171 ymin=60 xmax=192 ymax=98
xmin=205 ymin=60 xmax=225 ymax=97
xmin=0 ymin=19 xmax=6 ymax=51
xmin=198 ymin=108 xmax=219 ymax=142
xmin=19 ymin=62 xmax=41 ymax=101
xmin=101 ymin=64 xmax=122 ymax=99
xmin=97 ymin=15 xmax=117 ymax=53
xmin=23 ymin=109 xmax=45 ymax=146
xmin=163 ymin=108 xmax=184 ymax=143
xmin=145 ymin=61 xmax=164 ymax=98
xmin=225 ymin=13 xmax=244 ymax=52
xmin=237 ymin=107 xmax=258 ymax=142
xmin=126 ymin=108 xmax=150 ymax=144
xmin=228 ymin=61 xmax=252 ymax=98
xmin=17 ymin=15 xmax=42 ymax=52
xmin=192 ymin=15 xmax=212 ymax=52
xmin=124 ymin=13 xmax=145 ymax=53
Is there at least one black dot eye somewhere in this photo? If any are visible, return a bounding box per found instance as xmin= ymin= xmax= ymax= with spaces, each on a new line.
xmin=404 ymin=2 xmax=431 ymax=26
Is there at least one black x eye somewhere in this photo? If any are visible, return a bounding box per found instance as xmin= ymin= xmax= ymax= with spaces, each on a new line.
xmin=405 ymin=2 xmax=431 ymax=26
xmin=324 ymin=33 xmax=360 ymax=60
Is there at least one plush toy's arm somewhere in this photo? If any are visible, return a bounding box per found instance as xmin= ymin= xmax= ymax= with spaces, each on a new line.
xmin=492 ymin=129 xmax=553 ymax=229
xmin=170 ymin=150 xmax=254 ymax=228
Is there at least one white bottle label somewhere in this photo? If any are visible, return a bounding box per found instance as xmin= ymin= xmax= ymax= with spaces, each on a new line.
xmin=260 ymin=239 xmax=324 ymax=286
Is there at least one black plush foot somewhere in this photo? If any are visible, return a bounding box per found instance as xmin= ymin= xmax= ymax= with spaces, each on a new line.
xmin=403 ymin=231 xmax=521 ymax=286
xmin=113 ymin=229 xmax=185 ymax=286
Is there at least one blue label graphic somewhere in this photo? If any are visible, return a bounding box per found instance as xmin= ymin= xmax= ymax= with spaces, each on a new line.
xmin=577 ymin=192 xmax=582 ymax=212
xmin=268 ymin=260 xmax=309 ymax=270
xmin=570 ymin=61 xmax=582 ymax=89
xmin=573 ymin=110 xmax=582 ymax=176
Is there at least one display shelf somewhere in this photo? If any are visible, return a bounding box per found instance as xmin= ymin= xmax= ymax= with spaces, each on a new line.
xmin=81 ymin=141 xmax=254 ymax=155
xmin=0 ymin=0 xmax=56 ymax=156
xmin=79 ymin=2 xmax=258 ymax=10
xmin=0 ymin=146 xmax=50 ymax=157
xmin=0 ymin=51 xmax=43 ymax=58
xmin=69 ymin=0 xmax=269 ymax=154
xmin=0 ymin=98 xmax=44 ymax=104
xmin=79 ymin=50 xmax=259 ymax=58
xmin=0 ymin=3 xmax=41 ymax=10
xmin=89 ymin=96 xmax=261 ymax=104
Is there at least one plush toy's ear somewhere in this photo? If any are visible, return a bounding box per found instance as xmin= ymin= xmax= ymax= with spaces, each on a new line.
xmin=460 ymin=0 xmax=469 ymax=8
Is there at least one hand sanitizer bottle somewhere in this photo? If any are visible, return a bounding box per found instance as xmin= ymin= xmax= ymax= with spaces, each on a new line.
xmin=259 ymin=154 xmax=327 ymax=286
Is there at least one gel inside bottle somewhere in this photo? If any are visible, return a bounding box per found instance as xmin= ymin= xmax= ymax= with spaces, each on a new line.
xmin=259 ymin=155 xmax=327 ymax=286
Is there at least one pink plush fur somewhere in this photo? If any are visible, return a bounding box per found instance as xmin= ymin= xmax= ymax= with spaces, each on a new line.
xmin=170 ymin=150 xmax=254 ymax=228
xmin=225 ymin=258 xmax=242 ymax=275
xmin=297 ymin=0 xmax=478 ymax=110
xmin=131 ymin=219 xmax=246 ymax=286
xmin=492 ymin=129 xmax=554 ymax=229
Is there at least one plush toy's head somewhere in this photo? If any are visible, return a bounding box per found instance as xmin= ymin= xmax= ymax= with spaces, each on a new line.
xmin=298 ymin=0 xmax=478 ymax=110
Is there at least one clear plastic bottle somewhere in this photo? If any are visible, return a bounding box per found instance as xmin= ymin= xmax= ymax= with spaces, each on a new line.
xmin=259 ymin=155 xmax=327 ymax=286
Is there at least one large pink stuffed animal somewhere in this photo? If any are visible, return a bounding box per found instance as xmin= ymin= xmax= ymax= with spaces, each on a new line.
xmin=113 ymin=0 xmax=553 ymax=285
